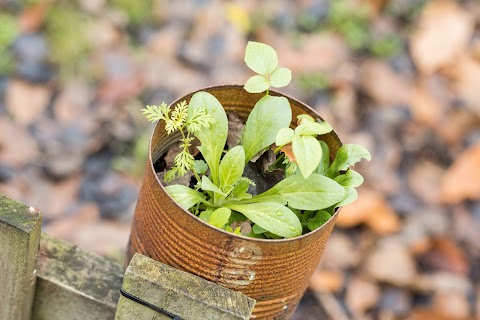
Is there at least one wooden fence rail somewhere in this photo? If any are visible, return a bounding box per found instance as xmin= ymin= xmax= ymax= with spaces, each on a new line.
xmin=0 ymin=193 xmax=255 ymax=320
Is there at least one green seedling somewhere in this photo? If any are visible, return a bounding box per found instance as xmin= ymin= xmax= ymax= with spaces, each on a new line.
xmin=142 ymin=41 xmax=370 ymax=239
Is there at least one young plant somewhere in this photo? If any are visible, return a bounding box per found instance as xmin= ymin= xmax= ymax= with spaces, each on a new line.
xmin=142 ymin=41 xmax=371 ymax=239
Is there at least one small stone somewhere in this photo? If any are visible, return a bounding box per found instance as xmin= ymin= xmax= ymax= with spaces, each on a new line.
xmin=345 ymin=276 xmax=380 ymax=314
xmin=364 ymin=237 xmax=417 ymax=286
xmin=11 ymin=33 xmax=53 ymax=83
xmin=230 ymin=221 xmax=252 ymax=236
xmin=92 ymin=172 xmax=138 ymax=220
xmin=0 ymin=165 xmax=15 ymax=183
xmin=379 ymin=287 xmax=411 ymax=316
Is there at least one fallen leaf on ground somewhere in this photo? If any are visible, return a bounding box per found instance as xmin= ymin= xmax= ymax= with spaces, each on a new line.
xmin=440 ymin=142 xmax=480 ymax=203
xmin=420 ymin=237 xmax=469 ymax=276
xmin=5 ymin=80 xmax=51 ymax=125
xmin=406 ymin=308 xmax=474 ymax=320
xmin=446 ymin=54 xmax=480 ymax=115
xmin=345 ymin=276 xmax=380 ymax=314
xmin=364 ymin=238 xmax=417 ymax=286
xmin=309 ymin=269 xmax=344 ymax=293
xmin=19 ymin=2 xmax=49 ymax=33
xmin=407 ymin=160 xmax=444 ymax=205
xmin=0 ymin=118 xmax=39 ymax=166
xmin=432 ymin=292 xmax=472 ymax=319
xmin=359 ymin=59 xmax=412 ymax=106
xmin=410 ymin=0 xmax=473 ymax=74
xmin=409 ymin=82 xmax=445 ymax=127
xmin=337 ymin=188 xmax=401 ymax=234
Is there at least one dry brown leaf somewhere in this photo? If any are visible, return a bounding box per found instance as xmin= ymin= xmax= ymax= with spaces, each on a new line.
xmin=5 ymin=80 xmax=51 ymax=125
xmin=407 ymin=160 xmax=444 ymax=205
xmin=345 ymin=277 xmax=380 ymax=314
xmin=309 ymin=269 xmax=344 ymax=294
xmin=440 ymin=142 xmax=480 ymax=203
xmin=421 ymin=237 xmax=469 ymax=276
xmin=257 ymin=32 xmax=350 ymax=74
xmin=280 ymin=144 xmax=295 ymax=162
xmin=0 ymin=118 xmax=39 ymax=166
xmin=410 ymin=0 xmax=474 ymax=74
xmin=436 ymin=109 xmax=480 ymax=145
xmin=362 ymin=0 xmax=389 ymax=16
xmin=19 ymin=1 xmax=50 ymax=33
xmin=359 ymin=60 xmax=412 ymax=106
xmin=410 ymin=82 xmax=445 ymax=127
xmin=447 ymin=55 xmax=480 ymax=115
xmin=433 ymin=292 xmax=472 ymax=320
xmin=337 ymin=188 xmax=401 ymax=234
xmin=364 ymin=238 xmax=417 ymax=286
xmin=406 ymin=308 xmax=474 ymax=320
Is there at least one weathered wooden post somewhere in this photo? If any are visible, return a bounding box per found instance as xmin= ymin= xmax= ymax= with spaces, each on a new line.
xmin=31 ymin=233 xmax=124 ymax=320
xmin=0 ymin=194 xmax=42 ymax=320
xmin=115 ymin=253 xmax=256 ymax=320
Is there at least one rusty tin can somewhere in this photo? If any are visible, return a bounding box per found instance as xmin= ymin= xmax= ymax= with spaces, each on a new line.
xmin=127 ymin=85 xmax=342 ymax=319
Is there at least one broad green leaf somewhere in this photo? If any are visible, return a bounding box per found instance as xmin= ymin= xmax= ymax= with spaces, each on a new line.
xmin=316 ymin=140 xmax=330 ymax=176
xmin=297 ymin=114 xmax=315 ymax=123
xmin=244 ymin=75 xmax=270 ymax=93
xmin=269 ymin=67 xmax=292 ymax=88
xmin=334 ymin=170 xmax=364 ymax=188
xmin=306 ymin=210 xmax=331 ymax=231
xmin=295 ymin=121 xmax=333 ymax=136
xmin=242 ymin=95 xmax=292 ymax=162
xmin=335 ymin=187 xmax=358 ymax=207
xmin=230 ymin=180 xmax=252 ymax=200
xmin=219 ymin=146 xmax=245 ymax=193
xmin=328 ymin=144 xmax=372 ymax=178
xmin=244 ymin=41 xmax=278 ymax=75
xmin=252 ymin=224 xmax=267 ymax=234
xmin=275 ymin=127 xmax=294 ymax=146
xmin=246 ymin=232 xmax=266 ymax=239
xmin=292 ymin=135 xmax=322 ymax=179
xmin=193 ymin=160 xmax=208 ymax=175
xmin=201 ymin=176 xmax=226 ymax=197
xmin=252 ymin=174 xmax=347 ymax=210
xmin=265 ymin=232 xmax=282 ymax=239
xmin=165 ymin=185 xmax=206 ymax=210
xmin=189 ymin=92 xmax=228 ymax=185
xmin=209 ymin=207 xmax=231 ymax=229
xmin=224 ymin=202 xmax=302 ymax=238
xmin=199 ymin=210 xmax=213 ymax=222
xmin=229 ymin=210 xmax=248 ymax=222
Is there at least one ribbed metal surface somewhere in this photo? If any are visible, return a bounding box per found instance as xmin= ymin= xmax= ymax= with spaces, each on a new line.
xmin=127 ymin=85 xmax=343 ymax=319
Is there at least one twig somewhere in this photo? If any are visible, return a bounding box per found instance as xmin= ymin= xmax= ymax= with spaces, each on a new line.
xmin=313 ymin=291 xmax=352 ymax=320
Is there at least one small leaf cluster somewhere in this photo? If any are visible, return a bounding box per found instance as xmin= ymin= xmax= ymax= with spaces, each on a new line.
xmin=142 ymin=101 xmax=215 ymax=182
xmin=143 ymin=41 xmax=371 ymax=239
xmin=243 ymin=41 xmax=292 ymax=94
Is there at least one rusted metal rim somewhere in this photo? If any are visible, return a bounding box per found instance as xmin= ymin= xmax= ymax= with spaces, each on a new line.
xmin=149 ymin=84 xmax=343 ymax=243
